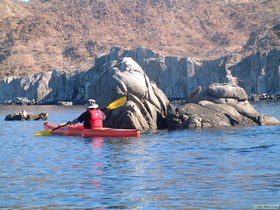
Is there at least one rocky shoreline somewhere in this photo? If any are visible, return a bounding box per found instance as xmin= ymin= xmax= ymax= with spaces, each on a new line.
xmin=1 ymin=47 xmax=280 ymax=129
xmin=1 ymin=47 xmax=279 ymax=105
xmin=2 ymin=94 xmax=280 ymax=106
xmin=6 ymin=56 xmax=280 ymax=131
xmin=249 ymin=94 xmax=280 ymax=101
xmin=1 ymin=97 xmax=76 ymax=106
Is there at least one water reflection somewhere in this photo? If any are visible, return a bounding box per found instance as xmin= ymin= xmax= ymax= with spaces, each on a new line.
xmin=91 ymin=137 xmax=104 ymax=150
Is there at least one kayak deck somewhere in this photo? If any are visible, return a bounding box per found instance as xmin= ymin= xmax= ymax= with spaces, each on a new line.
xmin=44 ymin=122 xmax=140 ymax=138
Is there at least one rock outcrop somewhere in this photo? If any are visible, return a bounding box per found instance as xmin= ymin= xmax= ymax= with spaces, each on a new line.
xmin=0 ymin=70 xmax=86 ymax=104
xmin=5 ymin=110 xmax=48 ymax=121
xmin=85 ymin=46 xmax=280 ymax=99
xmin=167 ymin=83 xmax=280 ymax=130
xmin=87 ymin=57 xmax=169 ymax=130
xmin=0 ymin=54 xmax=279 ymax=130
xmin=0 ymin=47 xmax=279 ymax=104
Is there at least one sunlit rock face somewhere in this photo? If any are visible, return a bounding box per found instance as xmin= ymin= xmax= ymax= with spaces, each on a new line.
xmin=0 ymin=47 xmax=279 ymax=130
xmin=1 ymin=47 xmax=279 ymax=104
xmin=167 ymin=83 xmax=280 ymax=130
xmin=87 ymin=57 xmax=170 ymax=130
xmin=94 ymin=47 xmax=280 ymax=100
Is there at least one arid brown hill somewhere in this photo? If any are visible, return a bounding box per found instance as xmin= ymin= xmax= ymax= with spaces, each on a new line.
xmin=0 ymin=0 xmax=279 ymax=78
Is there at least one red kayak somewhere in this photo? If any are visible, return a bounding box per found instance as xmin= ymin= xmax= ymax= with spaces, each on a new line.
xmin=44 ymin=122 xmax=141 ymax=138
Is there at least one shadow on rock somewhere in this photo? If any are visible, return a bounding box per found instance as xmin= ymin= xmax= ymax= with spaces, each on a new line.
xmin=86 ymin=56 xmax=280 ymax=131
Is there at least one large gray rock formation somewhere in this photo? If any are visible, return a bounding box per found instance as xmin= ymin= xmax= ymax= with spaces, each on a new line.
xmin=87 ymin=46 xmax=280 ymax=99
xmin=0 ymin=70 xmax=86 ymax=104
xmin=230 ymin=49 xmax=280 ymax=95
xmin=87 ymin=57 xmax=169 ymax=130
xmin=0 ymin=52 xmax=279 ymax=130
xmin=167 ymin=83 xmax=280 ymax=129
xmin=0 ymin=47 xmax=279 ymax=104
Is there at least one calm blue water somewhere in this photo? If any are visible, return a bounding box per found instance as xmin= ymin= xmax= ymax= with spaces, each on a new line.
xmin=0 ymin=101 xmax=279 ymax=209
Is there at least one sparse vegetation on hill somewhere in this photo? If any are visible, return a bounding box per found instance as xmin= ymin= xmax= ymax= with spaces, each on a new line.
xmin=0 ymin=0 xmax=279 ymax=78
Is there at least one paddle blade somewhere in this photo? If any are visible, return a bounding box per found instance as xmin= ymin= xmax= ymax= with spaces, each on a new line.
xmin=33 ymin=130 xmax=52 ymax=136
xmin=106 ymin=96 xmax=127 ymax=110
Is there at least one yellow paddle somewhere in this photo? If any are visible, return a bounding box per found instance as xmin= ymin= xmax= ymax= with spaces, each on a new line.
xmin=103 ymin=96 xmax=127 ymax=110
xmin=33 ymin=123 xmax=68 ymax=136
xmin=33 ymin=96 xmax=127 ymax=136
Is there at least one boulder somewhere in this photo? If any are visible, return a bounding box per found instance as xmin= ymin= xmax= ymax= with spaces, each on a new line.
xmin=5 ymin=110 xmax=48 ymax=121
xmin=206 ymin=83 xmax=248 ymax=101
xmin=88 ymin=57 xmax=169 ymax=130
xmin=167 ymin=83 xmax=280 ymax=129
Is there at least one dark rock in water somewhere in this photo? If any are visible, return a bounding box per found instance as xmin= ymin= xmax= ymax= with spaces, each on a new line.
xmin=167 ymin=83 xmax=280 ymax=129
xmin=5 ymin=110 xmax=48 ymax=121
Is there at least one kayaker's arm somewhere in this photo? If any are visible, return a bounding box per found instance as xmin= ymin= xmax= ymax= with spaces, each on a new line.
xmin=68 ymin=111 xmax=87 ymax=125
xmin=68 ymin=118 xmax=79 ymax=125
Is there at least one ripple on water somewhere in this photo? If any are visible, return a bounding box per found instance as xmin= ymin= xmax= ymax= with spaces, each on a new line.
xmin=0 ymin=103 xmax=280 ymax=209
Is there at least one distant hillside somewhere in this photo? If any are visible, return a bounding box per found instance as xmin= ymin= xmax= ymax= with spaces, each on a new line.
xmin=0 ymin=0 xmax=279 ymax=78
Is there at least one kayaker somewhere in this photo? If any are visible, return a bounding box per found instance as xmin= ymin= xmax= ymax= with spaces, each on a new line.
xmin=68 ymin=99 xmax=106 ymax=129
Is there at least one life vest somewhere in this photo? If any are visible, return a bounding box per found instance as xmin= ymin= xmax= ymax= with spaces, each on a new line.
xmin=89 ymin=109 xmax=103 ymax=128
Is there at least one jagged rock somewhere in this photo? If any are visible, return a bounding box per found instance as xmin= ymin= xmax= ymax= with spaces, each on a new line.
xmin=0 ymin=47 xmax=280 ymax=105
xmin=0 ymin=70 xmax=84 ymax=105
xmin=167 ymin=83 xmax=280 ymax=129
xmin=5 ymin=110 xmax=48 ymax=121
xmin=89 ymin=47 xmax=280 ymax=101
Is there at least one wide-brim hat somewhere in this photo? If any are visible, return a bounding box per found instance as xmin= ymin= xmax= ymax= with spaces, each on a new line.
xmin=88 ymin=104 xmax=98 ymax=109
xmin=87 ymin=99 xmax=98 ymax=109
